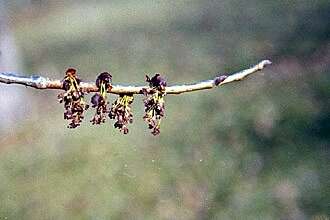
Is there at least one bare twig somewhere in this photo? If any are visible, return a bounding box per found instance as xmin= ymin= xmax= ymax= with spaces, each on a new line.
xmin=0 ymin=60 xmax=271 ymax=94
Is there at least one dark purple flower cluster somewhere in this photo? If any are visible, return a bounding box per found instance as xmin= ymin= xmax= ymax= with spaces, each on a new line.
xmin=90 ymin=72 xmax=112 ymax=125
xmin=90 ymin=93 xmax=109 ymax=125
xmin=143 ymin=73 xmax=167 ymax=135
xmin=56 ymin=69 xmax=171 ymax=136
xmin=146 ymin=73 xmax=167 ymax=91
xmin=57 ymin=68 xmax=89 ymax=128
xmin=109 ymin=94 xmax=134 ymax=134
xmin=96 ymin=72 xmax=112 ymax=89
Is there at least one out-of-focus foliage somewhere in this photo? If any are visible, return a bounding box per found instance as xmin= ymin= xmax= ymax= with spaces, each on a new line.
xmin=0 ymin=0 xmax=329 ymax=219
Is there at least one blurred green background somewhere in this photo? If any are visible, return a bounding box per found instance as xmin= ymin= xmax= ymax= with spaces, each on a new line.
xmin=0 ymin=0 xmax=329 ymax=219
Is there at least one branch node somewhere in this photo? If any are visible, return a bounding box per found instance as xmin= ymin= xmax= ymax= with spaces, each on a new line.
xmin=214 ymin=75 xmax=228 ymax=86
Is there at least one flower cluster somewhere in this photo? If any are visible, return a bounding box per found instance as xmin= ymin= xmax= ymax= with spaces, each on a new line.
xmin=57 ymin=68 xmax=89 ymax=128
xmin=57 ymin=70 xmax=169 ymax=135
xmin=90 ymin=72 xmax=112 ymax=125
xmin=90 ymin=93 xmax=109 ymax=125
xmin=109 ymin=94 xmax=134 ymax=134
xmin=143 ymin=73 xmax=166 ymax=135
xmin=146 ymin=73 xmax=167 ymax=90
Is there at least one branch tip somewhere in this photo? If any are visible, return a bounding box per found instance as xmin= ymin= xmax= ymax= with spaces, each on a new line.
xmin=259 ymin=59 xmax=272 ymax=69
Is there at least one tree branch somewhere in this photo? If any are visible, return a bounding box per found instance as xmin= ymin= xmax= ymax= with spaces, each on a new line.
xmin=0 ymin=60 xmax=271 ymax=95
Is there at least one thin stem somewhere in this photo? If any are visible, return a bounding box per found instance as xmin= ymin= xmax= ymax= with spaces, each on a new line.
xmin=0 ymin=60 xmax=271 ymax=95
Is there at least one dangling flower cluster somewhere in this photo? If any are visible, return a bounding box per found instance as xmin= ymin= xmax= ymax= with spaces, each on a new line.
xmin=90 ymin=72 xmax=112 ymax=125
xmin=143 ymin=73 xmax=167 ymax=135
xmin=109 ymin=94 xmax=134 ymax=134
xmin=57 ymin=69 xmax=168 ymax=135
xmin=57 ymin=68 xmax=89 ymax=128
